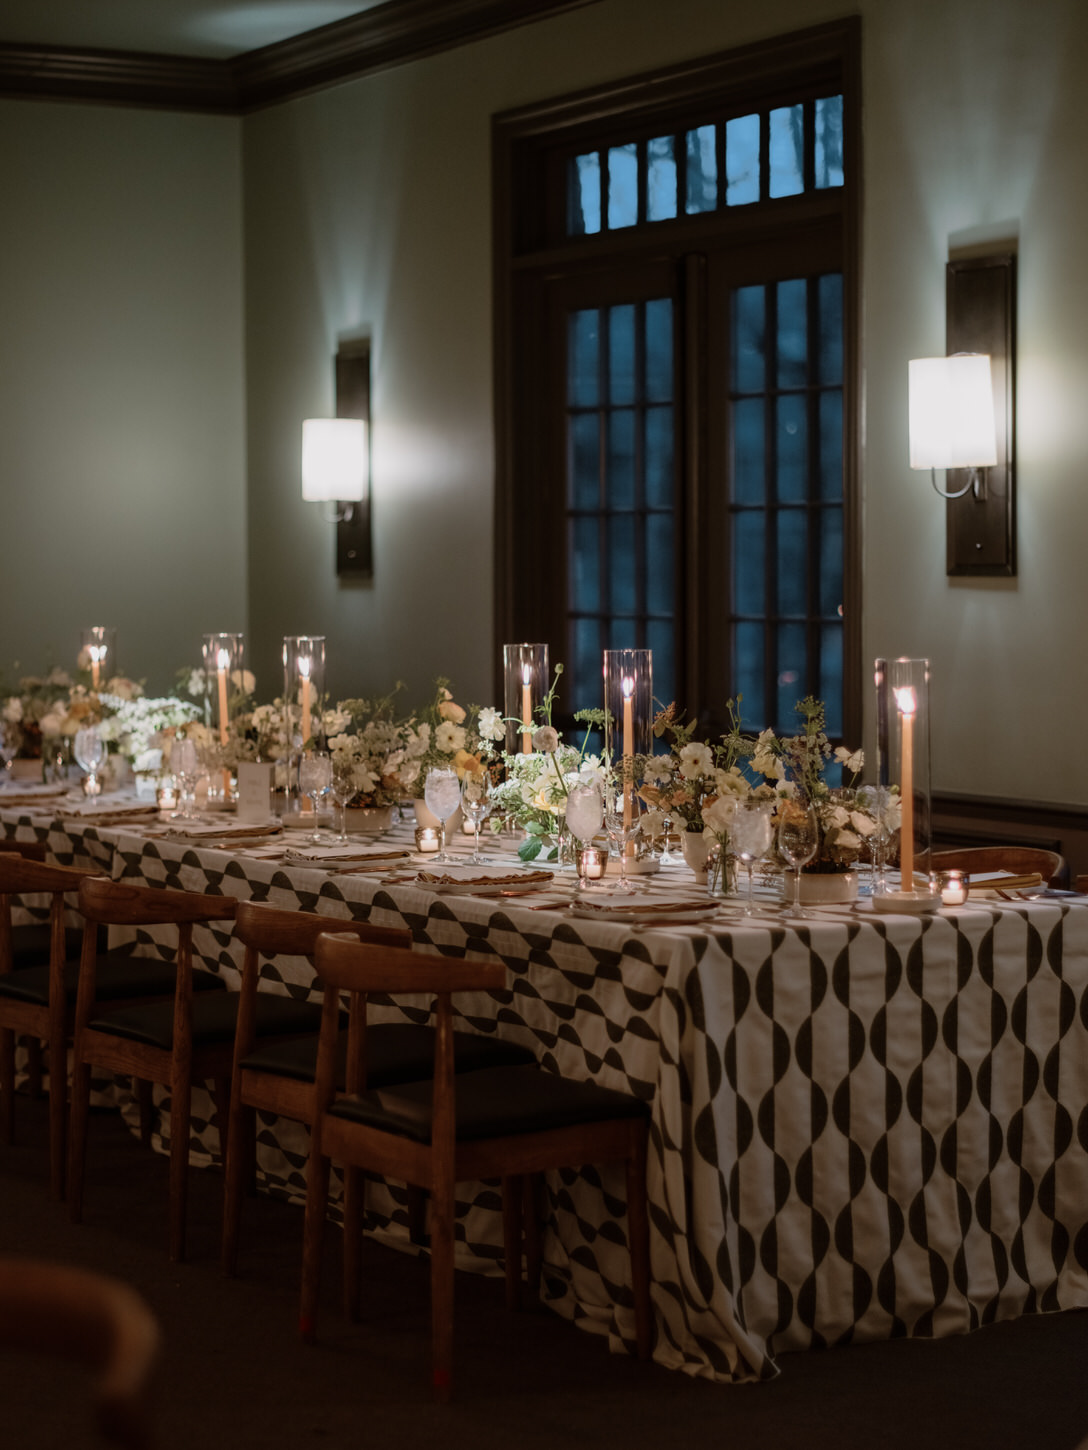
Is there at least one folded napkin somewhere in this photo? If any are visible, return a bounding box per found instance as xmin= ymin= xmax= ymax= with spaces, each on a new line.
xmin=61 ymin=799 xmax=161 ymax=822
xmin=165 ymin=820 xmax=283 ymax=841
xmin=283 ymin=844 xmax=410 ymax=865
xmin=0 ymin=784 xmax=73 ymax=807
xmin=574 ymin=897 xmax=717 ymax=916
xmin=967 ymin=871 xmax=1043 ymax=895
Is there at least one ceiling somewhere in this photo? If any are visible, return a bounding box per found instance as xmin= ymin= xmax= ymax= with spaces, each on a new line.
xmin=0 ymin=1 xmax=387 ymax=61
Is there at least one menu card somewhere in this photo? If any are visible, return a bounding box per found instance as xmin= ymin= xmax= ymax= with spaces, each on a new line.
xmin=236 ymin=762 xmax=274 ymax=822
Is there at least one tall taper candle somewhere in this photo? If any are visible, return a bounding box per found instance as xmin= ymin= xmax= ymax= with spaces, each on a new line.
xmin=894 ymin=686 xmax=915 ymax=891
xmin=521 ymin=664 xmax=532 ymax=755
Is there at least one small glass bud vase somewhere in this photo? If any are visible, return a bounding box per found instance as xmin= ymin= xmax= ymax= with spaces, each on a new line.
xmin=705 ymin=842 xmax=733 ymax=898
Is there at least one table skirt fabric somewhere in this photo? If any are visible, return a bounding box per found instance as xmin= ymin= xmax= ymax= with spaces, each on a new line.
xmin=4 ymin=805 xmax=1088 ymax=1382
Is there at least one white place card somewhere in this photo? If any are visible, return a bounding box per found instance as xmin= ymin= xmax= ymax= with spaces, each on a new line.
xmin=236 ymin=762 xmax=274 ymax=822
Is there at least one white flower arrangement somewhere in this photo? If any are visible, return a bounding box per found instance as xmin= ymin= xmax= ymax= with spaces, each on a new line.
xmin=399 ymin=679 xmax=505 ymax=799
xmin=98 ymin=694 xmax=201 ymax=773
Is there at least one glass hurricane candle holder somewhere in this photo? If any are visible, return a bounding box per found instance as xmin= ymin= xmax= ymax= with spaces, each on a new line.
xmin=503 ymin=643 xmax=549 ymax=755
xmin=603 ymin=649 xmax=652 ymax=832
xmin=283 ymin=636 xmax=326 ymax=818
xmin=875 ymin=656 xmax=932 ymax=901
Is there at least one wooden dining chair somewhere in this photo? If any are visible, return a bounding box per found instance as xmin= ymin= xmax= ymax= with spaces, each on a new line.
xmin=301 ymin=932 xmax=652 ymax=1402
xmin=0 ymin=855 xmax=230 ymax=1200
xmin=67 ymin=877 xmax=325 ymax=1262
xmin=222 ymin=900 xmax=536 ymax=1282
xmin=0 ymin=1256 xmax=160 ymax=1450
xmin=928 ymin=845 xmax=1065 ymax=885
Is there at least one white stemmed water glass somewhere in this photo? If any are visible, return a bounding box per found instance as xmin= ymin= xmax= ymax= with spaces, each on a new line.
xmin=603 ymin=779 xmax=644 ymax=895
xmin=566 ymin=781 xmax=604 ymax=890
xmin=73 ymin=726 xmax=105 ymax=796
xmin=778 ymin=798 xmax=820 ymax=918
xmin=329 ymin=758 xmax=357 ymax=843
xmin=0 ymin=721 xmax=22 ymax=781
xmin=169 ymin=738 xmax=200 ymax=820
xmin=460 ymin=769 xmax=493 ymax=864
xmin=732 ymin=798 xmax=774 ymax=917
xmin=299 ymin=752 xmax=332 ymax=846
xmin=424 ymin=767 xmax=461 ymax=863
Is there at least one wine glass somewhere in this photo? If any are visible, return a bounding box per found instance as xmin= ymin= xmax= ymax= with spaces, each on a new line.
xmin=658 ymin=811 xmax=679 ymax=866
xmin=856 ymin=785 xmax=891 ymax=896
xmin=460 ymin=769 xmax=494 ymax=864
xmin=0 ymin=721 xmax=22 ymax=783
xmin=298 ymin=752 xmax=332 ymax=846
xmin=731 ymin=799 xmax=774 ymax=917
xmin=565 ymin=781 xmax=604 ymax=890
xmin=778 ymin=798 xmax=820 ymax=918
xmin=169 ymin=738 xmax=199 ymax=820
xmin=424 ymin=767 xmax=461 ymax=863
xmin=328 ymin=757 xmax=357 ymax=843
xmin=603 ymin=779 xmax=644 ymax=895
xmin=73 ymin=726 xmax=105 ymax=797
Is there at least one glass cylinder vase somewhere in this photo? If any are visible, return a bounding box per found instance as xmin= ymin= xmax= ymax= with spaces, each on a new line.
xmin=203 ymin=633 xmax=245 ymax=807
xmin=603 ymin=649 xmax=653 ymax=832
xmin=283 ymin=636 xmax=326 ymax=818
xmin=875 ymin=656 xmax=932 ymax=898
xmin=502 ymin=643 xmax=549 ymax=756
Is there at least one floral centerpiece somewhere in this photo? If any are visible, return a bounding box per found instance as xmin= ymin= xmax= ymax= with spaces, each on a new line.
xmin=638 ymin=702 xmax=754 ymax=828
xmin=724 ymin=696 xmax=873 ymax=874
xmin=325 ymin=688 xmax=421 ymax=808
xmin=1 ymin=667 xmax=143 ymax=758
xmin=99 ymin=695 xmax=203 ymax=778
xmin=399 ymin=679 xmax=506 ymax=800
xmin=490 ymin=665 xmax=608 ymax=861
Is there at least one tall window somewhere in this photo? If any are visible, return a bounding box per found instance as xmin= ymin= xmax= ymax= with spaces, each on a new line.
xmin=493 ymin=20 xmax=860 ymax=741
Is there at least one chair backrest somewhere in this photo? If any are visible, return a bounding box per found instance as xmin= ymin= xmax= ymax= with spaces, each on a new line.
xmin=77 ymin=876 xmax=238 ymax=927
xmin=0 ymin=838 xmax=47 ymax=860
xmin=0 ymin=1256 xmax=160 ymax=1450
xmin=311 ymin=933 xmax=506 ymax=1101
xmin=0 ymin=857 xmax=102 ymax=977
xmin=928 ymin=845 xmax=1064 ymax=884
xmin=233 ymin=900 xmax=410 ymax=957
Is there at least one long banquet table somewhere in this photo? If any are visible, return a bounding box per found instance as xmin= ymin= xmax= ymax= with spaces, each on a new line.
xmin=4 ymin=788 xmax=1088 ymax=1383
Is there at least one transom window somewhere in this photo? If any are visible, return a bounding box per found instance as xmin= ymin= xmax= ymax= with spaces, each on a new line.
xmin=569 ymin=95 xmax=844 ymax=236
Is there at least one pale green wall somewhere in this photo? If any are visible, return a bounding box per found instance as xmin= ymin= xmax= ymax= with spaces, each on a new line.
xmin=242 ymin=0 xmax=1088 ymax=800
xmin=3 ymin=0 xmax=1086 ymax=802
xmin=0 ymin=100 xmax=246 ymax=692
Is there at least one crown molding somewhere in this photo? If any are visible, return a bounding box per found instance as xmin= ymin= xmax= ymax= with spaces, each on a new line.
xmin=0 ymin=0 xmax=600 ymax=115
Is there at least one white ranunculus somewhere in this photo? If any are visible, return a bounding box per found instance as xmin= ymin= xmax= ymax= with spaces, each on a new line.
xmin=643 ymin=755 xmax=675 ymax=785
xmin=38 ymin=710 xmax=65 ymax=738
xmin=834 ymin=745 xmax=864 ymax=774
xmin=702 ymin=795 xmax=737 ymax=838
xmin=532 ymin=726 xmax=559 ymax=754
xmin=2 ymin=697 xmax=22 ymax=723
xmin=711 ymin=766 xmax=750 ymax=798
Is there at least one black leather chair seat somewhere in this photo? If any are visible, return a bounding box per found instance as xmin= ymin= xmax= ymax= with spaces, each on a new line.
xmin=241 ymin=1022 xmax=535 ymax=1090
xmin=89 ymin=990 xmax=320 ymax=1052
xmin=9 ymin=924 xmax=106 ymax=968
xmin=0 ymin=949 xmax=228 ymax=1008
xmin=330 ymin=1063 xmax=649 ymax=1144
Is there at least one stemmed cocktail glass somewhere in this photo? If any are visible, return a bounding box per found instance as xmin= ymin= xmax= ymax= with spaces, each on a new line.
xmin=424 ymin=767 xmax=461 ymax=864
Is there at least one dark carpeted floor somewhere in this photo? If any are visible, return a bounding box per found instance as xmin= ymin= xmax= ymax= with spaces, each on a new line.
xmin=2 ymin=1092 xmax=1088 ymax=1450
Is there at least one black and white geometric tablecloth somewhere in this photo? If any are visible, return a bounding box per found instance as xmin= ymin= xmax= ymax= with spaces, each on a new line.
xmin=5 ymin=800 xmax=1088 ymax=1383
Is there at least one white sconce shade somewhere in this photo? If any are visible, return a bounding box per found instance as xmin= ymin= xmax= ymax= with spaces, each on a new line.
xmin=301 ymin=418 xmax=367 ymax=502
xmin=908 ymin=355 xmax=997 ymax=470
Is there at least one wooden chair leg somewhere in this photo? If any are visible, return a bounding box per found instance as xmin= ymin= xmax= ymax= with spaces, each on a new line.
xmin=502 ymin=1173 xmax=524 ymax=1312
xmin=26 ymin=1038 xmax=44 ymax=1097
xmin=220 ymin=1093 xmax=252 ymax=1277
xmin=168 ymin=1069 xmax=192 ymax=1264
xmin=626 ymin=1128 xmax=652 ymax=1361
xmin=67 ymin=1060 xmax=92 ymax=1224
xmin=47 ymin=1043 xmax=67 ymax=1203
xmin=0 ymin=1027 xmax=15 ymax=1145
xmin=300 ymin=1150 xmax=332 ymax=1343
xmin=342 ymin=1165 xmax=363 ymax=1322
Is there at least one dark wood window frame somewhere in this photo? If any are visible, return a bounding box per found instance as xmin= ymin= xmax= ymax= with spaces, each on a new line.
xmin=492 ymin=17 xmax=862 ymax=741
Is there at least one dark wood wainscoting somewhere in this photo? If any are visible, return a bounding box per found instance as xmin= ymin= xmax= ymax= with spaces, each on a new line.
xmin=933 ymin=793 xmax=1088 ymax=886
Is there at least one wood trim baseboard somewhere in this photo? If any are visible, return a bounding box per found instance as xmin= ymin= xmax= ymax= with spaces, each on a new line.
xmin=0 ymin=0 xmax=601 ymax=114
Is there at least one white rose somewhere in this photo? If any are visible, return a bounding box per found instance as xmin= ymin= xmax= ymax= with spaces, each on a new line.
xmin=477 ymin=706 xmax=505 ymax=742
xmin=702 ymin=796 xmax=737 ymax=837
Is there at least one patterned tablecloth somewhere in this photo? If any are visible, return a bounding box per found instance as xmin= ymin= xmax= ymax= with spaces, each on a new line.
xmin=5 ymin=792 xmax=1088 ymax=1383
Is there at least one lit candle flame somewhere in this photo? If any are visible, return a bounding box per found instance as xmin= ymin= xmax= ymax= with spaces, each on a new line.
xmin=522 ymin=663 xmax=532 ymax=687
xmin=893 ymin=685 xmax=916 ymax=717
xmin=298 ymin=656 xmax=311 ymax=680
xmin=622 ymin=676 xmax=635 ymax=700
xmin=217 ymin=648 xmax=231 ymax=672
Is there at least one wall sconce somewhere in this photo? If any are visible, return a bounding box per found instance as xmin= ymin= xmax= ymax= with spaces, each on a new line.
xmin=909 ymin=253 xmax=1016 ymax=577
xmin=302 ymin=340 xmax=372 ymax=578
xmin=301 ymin=418 xmax=367 ymax=517
xmin=909 ymin=353 xmax=996 ymax=499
